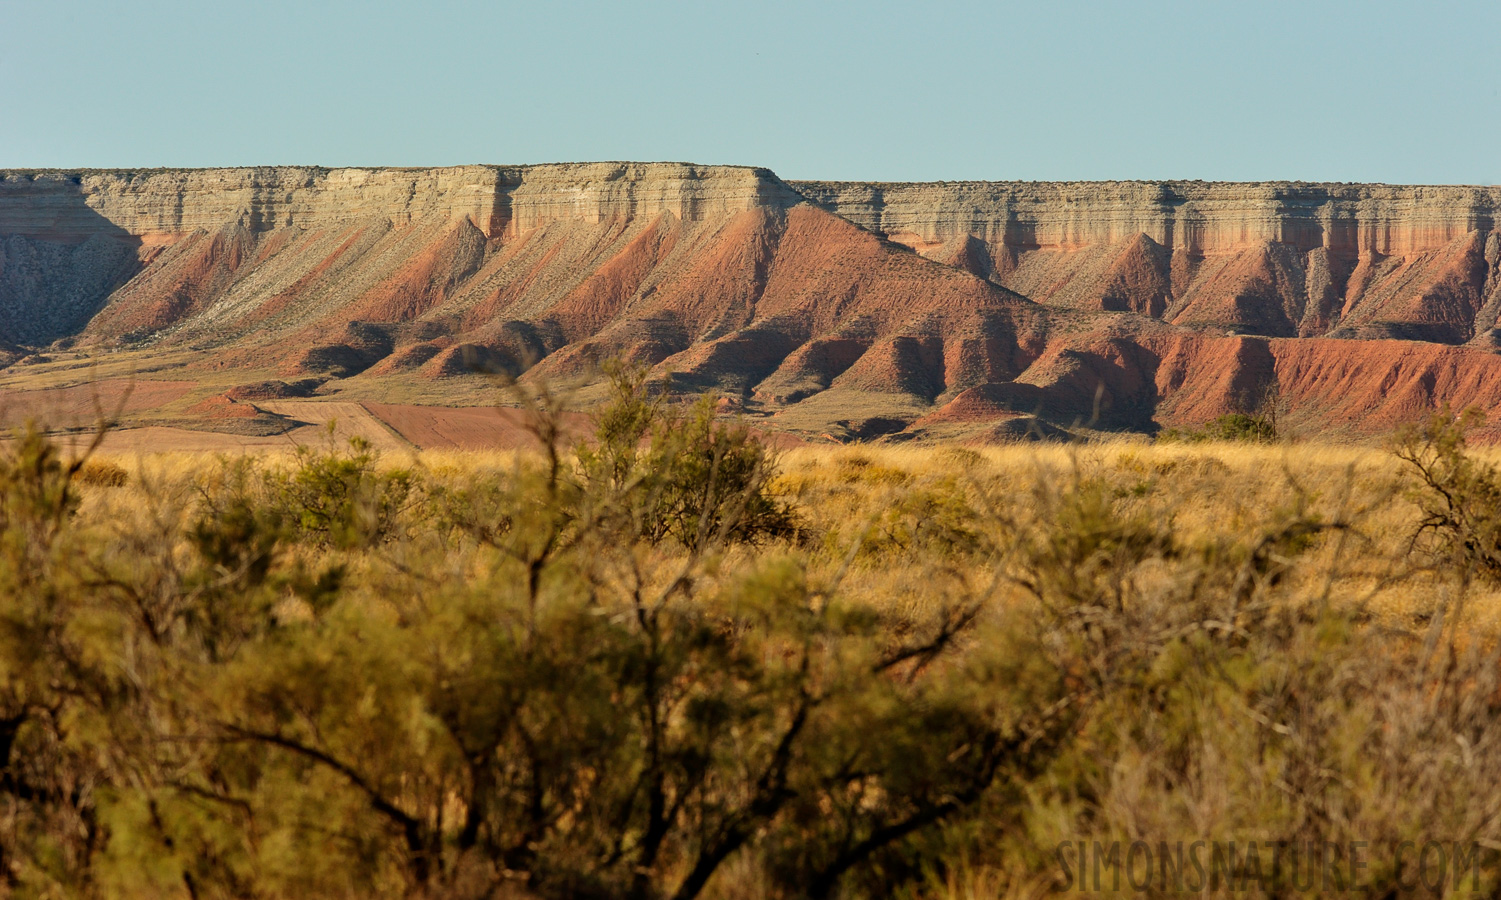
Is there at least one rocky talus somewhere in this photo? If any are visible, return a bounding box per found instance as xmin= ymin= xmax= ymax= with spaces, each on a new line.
xmin=3 ymin=164 xmax=1501 ymax=439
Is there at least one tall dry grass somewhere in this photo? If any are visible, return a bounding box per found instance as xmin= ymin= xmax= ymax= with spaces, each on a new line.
xmin=9 ymin=402 xmax=1501 ymax=898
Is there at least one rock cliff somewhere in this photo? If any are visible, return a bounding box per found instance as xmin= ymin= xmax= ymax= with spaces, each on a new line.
xmin=794 ymin=180 xmax=1501 ymax=344
xmin=0 ymin=163 xmax=797 ymax=240
xmin=790 ymin=181 xmax=1501 ymax=256
xmin=3 ymin=164 xmax=1501 ymax=440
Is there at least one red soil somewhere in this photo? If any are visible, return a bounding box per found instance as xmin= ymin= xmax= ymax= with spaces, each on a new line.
xmin=362 ymin=403 xmax=592 ymax=450
xmin=548 ymin=213 xmax=680 ymax=339
xmin=88 ymin=226 xmax=255 ymax=337
xmin=1339 ymin=231 xmax=1490 ymax=340
xmin=1268 ymin=338 xmax=1501 ymax=433
xmin=0 ymin=379 xmax=194 ymax=428
xmin=1098 ymin=233 xmax=1173 ymax=316
xmin=244 ymin=226 xmax=369 ymax=325
xmin=462 ymin=234 xmax=563 ymax=328
xmin=186 ymin=395 xmax=263 ymax=419
xmin=632 ymin=207 xmax=780 ymax=338
xmin=349 ymin=219 xmax=487 ymax=322
xmin=917 ymin=383 xmax=1050 ymax=425
xmin=14 ymin=173 xmax=1500 ymax=441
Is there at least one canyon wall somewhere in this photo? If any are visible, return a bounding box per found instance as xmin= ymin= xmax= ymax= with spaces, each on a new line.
xmin=4 ymin=164 xmax=1501 ymax=440
xmin=0 ymin=163 xmax=799 ymax=241
xmin=794 ymin=180 xmax=1501 ymax=345
xmin=791 ymin=181 xmax=1501 ymax=256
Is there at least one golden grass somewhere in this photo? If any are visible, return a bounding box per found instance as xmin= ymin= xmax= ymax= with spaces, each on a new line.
xmin=78 ymin=437 xmax=1490 ymax=638
xmin=26 ymin=427 xmax=1501 ymax=897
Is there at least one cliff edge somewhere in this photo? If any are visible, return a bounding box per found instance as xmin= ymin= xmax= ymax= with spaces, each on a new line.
xmin=3 ymin=164 xmax=1501 ymax=441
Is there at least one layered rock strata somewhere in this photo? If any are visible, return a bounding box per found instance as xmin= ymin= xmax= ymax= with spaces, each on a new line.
xmin=793 ymin=180 xmax=1501 ymax=346
xmin=790 ymin=181 xmax=1501 ymax=256
xmin=0 ymin=163 xmax=798 ymax=239
xmin=3 ymin=164 xmax=1501 ymax=439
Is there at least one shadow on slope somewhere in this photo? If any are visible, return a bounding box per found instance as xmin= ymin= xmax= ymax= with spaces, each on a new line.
xmin=0 ymin=175 xmax=143 ymax=347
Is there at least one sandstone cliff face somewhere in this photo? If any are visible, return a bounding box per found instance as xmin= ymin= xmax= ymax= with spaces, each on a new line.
xmin=4 ymin=164 xmax=1501 ymax=439
xmin=794 ymin=180 xmax=1501 ymax=343
xmin=0 ymin=163 xmax=803 ymax=345
xmin=0 ymin=163 xmax=799 ymax=240
xmin=790 ymin=181 xmax=1501 ymax=256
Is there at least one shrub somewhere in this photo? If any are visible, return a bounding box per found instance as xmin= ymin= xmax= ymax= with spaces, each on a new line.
xmin=1203 ymin=411 xmax=1277 ymax=442
xmin=268 ymin=429 xmax=418 ymax=549
xmin=158 ymin=393 xmax=1055 ymax=900
xmin=850 ymin=478 xmax=984 ymax=562
xmin=1159 ymin=412 xmax=1277 ymax=444
xmin=10 ymin=402 xmax=1501 ymax=898
xmin=0 ymin=428 xmax=102 ymax=894
xmin=962 ymin=454 xmax=1501 ymax=898
xmin=1392 ymin=405 xmax=1501 ymax=580
xmin=76 ymin=457 xmax=128 ymax=487
xmin=575 ymin=364 xmax=799 ymax=551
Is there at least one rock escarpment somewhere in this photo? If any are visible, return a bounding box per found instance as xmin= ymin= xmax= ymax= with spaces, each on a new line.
xmin=0 ymin=163 xmax=797 ymax=239
xmin=789 ymin=181 xmax=1501 ymax=256
xmin=793 ymin=180 xmax=1501 ymax=344
xmin=3 ymin=164 xmax=1501 ymax=440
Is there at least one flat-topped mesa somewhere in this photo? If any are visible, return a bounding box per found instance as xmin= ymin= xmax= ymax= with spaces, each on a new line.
xmin=790 ymin=181 xmax=1501 ymax=257
xmin=10 ymin=162 xmax=1501 ymax=439
xmin=496 ymin=163 xmax=800 ymax=235
xmin=0 ymin=163 xmax=800 ymax=243
xmin=0 ymin=166 xmax=500 ymax=243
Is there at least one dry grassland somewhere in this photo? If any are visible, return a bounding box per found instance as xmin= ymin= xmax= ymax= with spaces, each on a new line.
xmin=12 ymin=406 xmax=1501 ymax=898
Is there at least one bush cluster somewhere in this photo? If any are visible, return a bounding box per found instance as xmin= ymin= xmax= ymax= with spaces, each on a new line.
xmin=1393 ymin=406 xmax=1501 ymax=581
xmin=1159 ymin=411 xmax=1278 ymax=444
xmin=2 ymin=393 xmax=1501 ymax=899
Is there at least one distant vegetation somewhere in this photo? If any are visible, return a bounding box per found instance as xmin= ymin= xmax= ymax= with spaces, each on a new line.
xmin=1158 ymin=411 xmax=1278 ymax=444
xmin=3 ymin=381 xmax=1501 ymax=897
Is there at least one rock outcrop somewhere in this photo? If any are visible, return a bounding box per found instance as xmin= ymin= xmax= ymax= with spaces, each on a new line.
xmin=4 ymin=164 xmax=1501 ymax=440
xmin=0 ymin=163 xmax=797 ymax=240
xmin=793 ymin=180 xmax=1501 ymax=343
xmin=790 ymin=181 xmax=1501 ymax=256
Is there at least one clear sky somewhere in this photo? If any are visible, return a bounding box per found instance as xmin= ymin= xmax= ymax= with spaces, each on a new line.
xmin=3 ymin=0 xmax=1498 ymax=184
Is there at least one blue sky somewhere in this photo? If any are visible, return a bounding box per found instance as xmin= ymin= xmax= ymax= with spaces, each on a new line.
xmin=2 ymin=0 xmax=1497 ymax=183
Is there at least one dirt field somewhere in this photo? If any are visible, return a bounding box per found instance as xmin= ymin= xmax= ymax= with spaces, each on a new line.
xmin=255 ymin=400 xmax=413 ymax=452
xmin=0 ymin=379 xmax=196 ymax=428
xmin=362 ymin=402 xmax=592 ymax=450
xmin=39 ymin=400 xmax=591 ymax=455
xmin=32 ymin=400 xmax=414 ymax=456
xmin=6 ymin=388 xmax=801 ymax=456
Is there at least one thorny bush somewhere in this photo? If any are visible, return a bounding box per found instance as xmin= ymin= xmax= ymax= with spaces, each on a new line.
xmin=5 ymin=390 xmax=1501 ymax=898
xmin=1394 ymin=406 xmax=1501 ymax=581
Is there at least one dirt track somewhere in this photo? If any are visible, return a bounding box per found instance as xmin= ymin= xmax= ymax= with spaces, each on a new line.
xmin=56 ymin=401 xmax=583 ymax=455
xmin=362 ymin=402 xmax=590 ymax=450
xmin=38 ymin=400 xmax=413 ymax=456
xmin=257 ymin=401 xmax=413 ymax=452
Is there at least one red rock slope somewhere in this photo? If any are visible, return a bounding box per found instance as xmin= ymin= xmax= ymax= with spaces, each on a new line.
xmin=2 ymin=165 xmax=1500 ymax=439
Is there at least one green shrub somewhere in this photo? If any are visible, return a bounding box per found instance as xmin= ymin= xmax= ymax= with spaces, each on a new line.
xmin=847 ymin=478 xmax=984 ymax=562
xmin=1160 ymin=412 xmax=1277 ymax=444
xmin=10 ymin=401 xmax=1501 ymax=899
xmin=1203 ymin=411 xmax=1277 ymax=442
xmin=268 ymin=429 xmax=418 ymax=549
xmin=0 ymin=428 xmax=102 ymax=895
xmin=576 ymin=364 xmax=799 ymax=551
xmin=1393 ymin=405 xmax=1501 ymax=580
